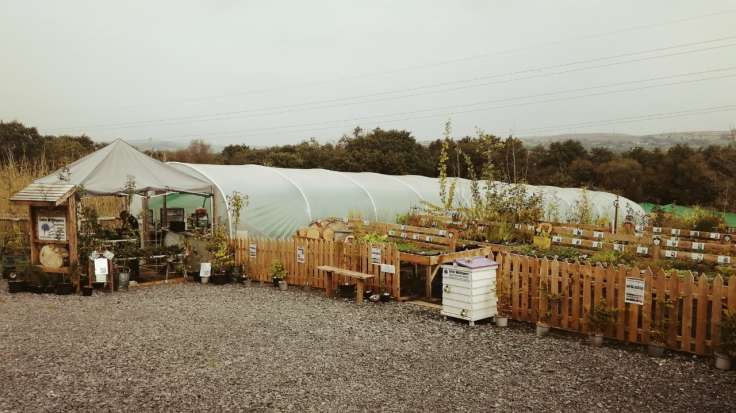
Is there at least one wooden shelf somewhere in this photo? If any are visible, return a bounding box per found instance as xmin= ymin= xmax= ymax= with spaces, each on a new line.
xmin=33 ymin=238 xmax=70 ymax=245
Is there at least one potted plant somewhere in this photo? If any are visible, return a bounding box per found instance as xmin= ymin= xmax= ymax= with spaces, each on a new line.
xmin=271 ymin=260 xmax=288 ymax=291
xmin=648 ymin=297 xmax=673 ymax=357
xmin=537 ymin=309 xmax=552 ymax=337
xmin=7 ymin=271 xmax=26 ymax=293
xmin=715 ymin=310 xmax=736 ymax=371
xmin=80 ymin=274 xmax=93 ymax=296
xmin=586 ymin=299 xmax=615 ymax=347
xmin=495 ymin=276 xmax=511 ymax=327
xmin=55 ymin=262 xmax=76 ymax=295
xmin=536 ymin=288 xmax=560 ymax=337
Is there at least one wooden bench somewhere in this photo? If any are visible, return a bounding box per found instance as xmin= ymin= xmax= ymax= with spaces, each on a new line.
xmin=317 ymin=265 xmax=375 ymax=304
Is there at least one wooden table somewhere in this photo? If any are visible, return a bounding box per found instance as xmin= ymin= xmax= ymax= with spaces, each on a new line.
xmin=317 ymin=265 xmax=375 ymax=304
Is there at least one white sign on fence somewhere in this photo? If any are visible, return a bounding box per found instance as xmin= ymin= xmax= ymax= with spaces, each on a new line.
xmin=380 ymin=263 xmax=395 ymax=274
xmin=249 ymin=243 xmax=257 ymax=258
xmin=624 ymin=277 xmax=645 ymax=305
xmin=200 ymin=262 xmax=211 ymax=278
xmin=370 ymin=247 xmax=381 ymax=265
xmin=37 ymin=216 xmax=67 ymax=241
xmin=296 ymin=246 xmax=305 ymax=263
xmin=93 ymin=258 xmax=108 ymax=283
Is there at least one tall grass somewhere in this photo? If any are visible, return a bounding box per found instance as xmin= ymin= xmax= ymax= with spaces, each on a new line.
xmin=0 ymin=155 xmax=124 ymax=218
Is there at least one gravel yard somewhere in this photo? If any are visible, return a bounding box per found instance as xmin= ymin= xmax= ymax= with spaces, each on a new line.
xmin=1 ymin=279 xmax=734 ymax=412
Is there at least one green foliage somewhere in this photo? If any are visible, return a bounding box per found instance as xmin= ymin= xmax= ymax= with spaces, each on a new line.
xmin=720 ymin=310 xmax=736 ymax=356
xmin=649 ymin=297 xmax=674 ymax=344
xmin=270 ymin=260 xmax=288 ymax=281
xmin=568 ymin=187 xmax=594 ymax=225
xmin=586 ymin=299 xmax=616 ymax=334
xmin=359 ymin=232 xmax=388 ymax=244
xmin=226 ymin=190 xmax=249 ymax=230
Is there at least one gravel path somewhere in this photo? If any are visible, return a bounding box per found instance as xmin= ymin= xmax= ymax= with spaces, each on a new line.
xmin=1 ymin=279 xmax=734 ymax=412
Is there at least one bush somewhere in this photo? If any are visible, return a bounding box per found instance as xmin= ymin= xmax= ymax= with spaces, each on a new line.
xmin=720 ymin=310 xmax=736 ymax=356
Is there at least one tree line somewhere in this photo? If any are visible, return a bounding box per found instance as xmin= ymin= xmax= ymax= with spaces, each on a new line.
xmin=2 ymin=121 xmax=734 ymax=211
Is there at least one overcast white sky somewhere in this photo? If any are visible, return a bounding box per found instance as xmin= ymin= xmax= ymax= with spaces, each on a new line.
xmin=1 ymin=0 xmax=735 ymax=146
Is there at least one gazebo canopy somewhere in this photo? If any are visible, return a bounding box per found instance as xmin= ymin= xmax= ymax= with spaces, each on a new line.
xmin=34 ymin=139 xmax=212 ymax=195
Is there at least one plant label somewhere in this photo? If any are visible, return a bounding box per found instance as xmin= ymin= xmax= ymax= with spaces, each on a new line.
xmin=652 ymin=227 xmax=662 ymax=233
xmin=573 ymin=228 xmax=583 ymax=236
xmin=690 ymin=253 xmax=704 ymax=262
xmin=666 ymin=239 xmax=678 ymax=248
xmin=296 ymin=247 xmax=305 ymax=263
xmin=94 ymin=258 xmax=108 ymax=283
xmin=199 ymin=262 xmax=211 ymax=278
xmin=690 ymin=230 xmax=700 ymax=238
xmin=37 ymin=216 xmax=66 ymax=241
xmin=636 ymin=246 xmax=648 ymax=255
xmin=671 ymin=228 xmax=680 ymax=236
xmin=592 ymin=241 xmax=602 ymax=249
xmin=370 ymin=247 xmax=381 ymax=265
xmin=691 ymin=242 xmax=705 ymax=251
xmin=572 ymin=238 xmax=582 ymax=246
xmin=552 ymin=236 xmax=562 ymax=243
xmin=613 ymin=243 xmax=624 ymax=252
xmin=593 ymin=231 xmax=604 ymax=239
xmin=717 ymin=255 xmax=731 ymax=264
xmin=664 ymin=250 xmax=678 ymax=259
xmin=624 ymin=277 xmax=645 ymax=305
xmin=249 ymin=243 xmax=257 ymax=258
xmin=709 ymin=232 xmax=720 ymax=240
xmin=380 ymin=263 xmax=395 ymax=274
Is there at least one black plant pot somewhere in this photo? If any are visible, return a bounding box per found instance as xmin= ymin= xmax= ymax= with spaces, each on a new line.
xmin=55 ymin=283 xmax=74 ymax=295
xmin=8 ymin=280 xmax=26 ymax=293
xmin=337 ymin=283 xmax=356 ymax=299
xmin=44 ymin=285 xmax=56 ymax=294
xmin=272 ymin=276 xmax=280 ymax=287
xmin=364 ymin=289 xmax=374 ymax=300
xmin=82 ymin=286 xmax=93 ymax=296
xmin=92 ymin=282 xmax=105 ymax=290
xmin=29 ymin=284 xmax=44 ymax=294
xmin=211 ymin=273 xmax=230 ymax=285
xmin=380 ymin=292 xmax=391 ymax=302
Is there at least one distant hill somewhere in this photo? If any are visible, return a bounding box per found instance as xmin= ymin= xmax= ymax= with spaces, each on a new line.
xmin=519 ymin=130 xmax=735 ymax=151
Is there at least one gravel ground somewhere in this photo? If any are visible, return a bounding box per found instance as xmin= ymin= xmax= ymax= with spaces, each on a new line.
xmin=1 ymin=279 xmax=734 ymax=412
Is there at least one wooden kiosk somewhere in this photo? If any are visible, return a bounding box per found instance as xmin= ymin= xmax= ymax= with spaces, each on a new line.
xmin=10 ymin=183 xmax=79 ymax=286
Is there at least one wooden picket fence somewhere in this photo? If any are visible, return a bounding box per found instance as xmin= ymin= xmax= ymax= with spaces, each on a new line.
xmin=232 ymin=238 xmax=401 ymax=297
xmin=492 ymin=250 xmax=736 ymax=355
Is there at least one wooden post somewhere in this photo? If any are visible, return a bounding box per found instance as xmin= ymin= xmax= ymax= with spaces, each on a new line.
xmin=162 ymin=192 xmax=168 ymax=229
xmin=211 ymin=194 xmax=217 ymax=230
xmin=67 ymin=199 xmax=79 ymax=292
xmin=425 ymin=265 xmax=433 ymax=299
xmin=141 ymin=194 xmax=149 ymax=248
xmin=356 ymin=279 xmax=364 ymax=304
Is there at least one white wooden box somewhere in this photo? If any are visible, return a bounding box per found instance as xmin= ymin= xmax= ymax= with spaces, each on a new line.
xmin=440 ymin=257 xmax=498 ymax=326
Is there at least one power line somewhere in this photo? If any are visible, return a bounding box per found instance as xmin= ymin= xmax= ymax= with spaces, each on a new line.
xmin=109 ymin=9 xmax=735 ymax=109
xmin=154 ymin=72 xmax=736 ymax=142
xmin=515 ymin=104 xmax=736 ymax=135
xmin=58 ymin=35 xmax=736 ymax=132
xmin=160 ymin=67 xmax=736 ymax=140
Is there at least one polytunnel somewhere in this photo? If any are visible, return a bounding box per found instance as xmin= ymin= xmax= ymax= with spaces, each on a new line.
xmin=166 ymin=163 xmax=645 ymax=239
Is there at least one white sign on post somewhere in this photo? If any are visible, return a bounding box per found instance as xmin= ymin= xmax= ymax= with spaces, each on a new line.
xmin=380 ymin=263 xmax=395 ymax=274
xmin=200 ymin=262 xmax=212 ymax=278
xmin=624 ymin=277 xmax=645 ymax=305
xmin=94 ymin=258 xmax=109 ymax=283
xmin=37 ymin=216 xmax=67 ymax=241
xmin=249 ymin=243 xmax=257 ymax=258
xmin=370 ymin=247 xmax=381 ymax=265
xmin=296 ymin=247 xmax=305 ymax=263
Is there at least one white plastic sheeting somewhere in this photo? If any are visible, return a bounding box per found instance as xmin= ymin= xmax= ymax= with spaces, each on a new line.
xmin=169 ymin=163 xmax=645 ymax=239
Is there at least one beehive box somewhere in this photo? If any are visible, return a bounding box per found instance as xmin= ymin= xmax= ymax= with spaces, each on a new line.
xmin=440 ymin=257 xmax=498 ymax=326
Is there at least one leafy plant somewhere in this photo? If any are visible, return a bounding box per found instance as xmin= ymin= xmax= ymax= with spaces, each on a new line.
xmin=720 ymin=310 xmax=736 ymax=356
xmin=586 ymin=299 xmax=616 ymax=334
xmin=270 ymin=260 xmax=288 ymax=281
xmin=649 ymin=297 xmax=673 ymax=345
xmin=226 ymin=190 xmax=249 ymax=231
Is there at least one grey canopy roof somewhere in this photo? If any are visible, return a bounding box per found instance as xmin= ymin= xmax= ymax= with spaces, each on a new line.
xmin=35 ymin=139 xmax=212 ymax=195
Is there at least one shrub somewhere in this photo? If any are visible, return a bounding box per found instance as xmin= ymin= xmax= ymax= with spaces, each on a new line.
xmin=586 ymin=299 xmax=616 ymax=334
xmin=719 ymin=310 xmax=736 ymax=356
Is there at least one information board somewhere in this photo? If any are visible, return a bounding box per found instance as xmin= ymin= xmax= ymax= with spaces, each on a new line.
xmin=624 ymin=277 xmax=645 ymax=305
